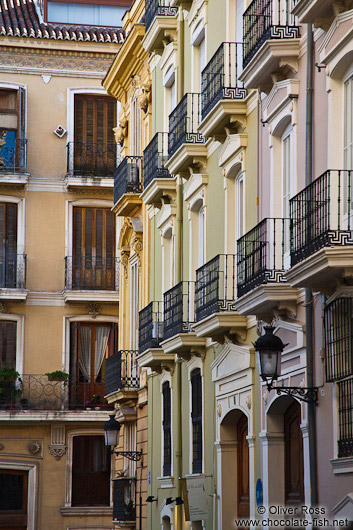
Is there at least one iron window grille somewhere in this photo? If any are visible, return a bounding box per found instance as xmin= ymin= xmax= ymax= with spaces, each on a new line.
xmin=143 ymin=133 xmax=171 ymax=189
xmin=66 ymin=141 xmax=118 ymax=177
xmin=105 ymin=350 xmax=139 ymax=395
xmin=145 ymin=0 xmax=178 ymax=32
xmin=243 ymin=0 xmax=300 ymax=67
xmin=201 ymin=42 xmax=247 ymax=121
xmin=195 ymin=254 xmax=236 ymax=322
xmin=237 ymin=217 xmax=290 ymax=298
xmin=168 ymin=93 xmax=205 ymax=158
xmin=191 ymin=368 xmax=202 ymax=474
xmin=114 ymin=156 xmax=143 ymax=205
xmin=138 ymin=301 xmax=164 ymax=354
xmin=337 ymin=377 xmax=353 ymax=458
xmin=0 ymin=252 xmax=26 ymax=289
xmin=0 ymin=137 xmax=27 ymax=174
xmin=290 ymin=170 xmax=353 ymax=267
xmin=163 ymin=281 xmax=195 ymax=340
xmin=64 ymin=256 xmax=119 ymax=291
xmin=113 ymin=478 xmax=136 ymax=522
xmin=324 ymin=297 xmax=353 ymax=383
xmin=162 ymin=381 xmax=172 ymax=476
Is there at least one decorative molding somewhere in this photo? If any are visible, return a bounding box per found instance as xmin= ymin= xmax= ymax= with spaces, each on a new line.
xmin=26 ymin=292 xmax=65 ymax=306
xmin=330 ymin=457 xmax=353 ymax=474
xmin=49 ymin=425 xmax=67 ymax=460
xmin=49 ymin=446 xmax=67 ymax=461
xmin=0 ymin=302 xmax=10 ymax=313
xmin=27 ymin=177 xmax=66 ymax=193
xmin=28 ymin=441 xmax=41 ymax=455
xmin=86 ymin=302 xmax=101 ymax=318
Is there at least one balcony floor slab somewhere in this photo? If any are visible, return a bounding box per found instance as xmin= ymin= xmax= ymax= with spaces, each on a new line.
xmin=160 ymin=333 xmax=206 ymax=357
xmin=140 ymin=177 xmax=176 ymax=207
xmin=292 ymin=0 xmax=334 ymax=24
xmin=105 ymin=389 xmax=138 ymax=405
xmin=0 ymin=410 xmax=112 ymax=421
xmin=0 ymin=173 xmax=30 ymax=188
xmin=142 ymin=15 xmax=178 ymax=53
xmin=199 ymin=99 xmax=248 ymax=139
xmin=63 ymin=290 xmax=118 ymax=304
xmin=0 ymin=289 xmax=28 ymax=301
xmin=137 ymin=348 xmax=170 ymax=370
xmin=113 ymin=193 xmax=142 ymax=217
xmin=234 ymin=284 xmax=299 ymax=319
xmin=192 ymin=312 xmax=248 ymax=342
xmin=165 ymin=143 xmax=207 ymax=175
xmin=65 ymin=175 xmax=114 ymax=191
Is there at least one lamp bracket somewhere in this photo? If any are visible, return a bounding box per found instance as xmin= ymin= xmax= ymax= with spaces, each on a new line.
xmin=270 ymin=385 xmax=318 ymax=404
xmin=113 ymin=449 xmax=143 ymax=461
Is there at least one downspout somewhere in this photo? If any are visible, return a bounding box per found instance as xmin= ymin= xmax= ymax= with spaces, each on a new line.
xmin=305 ymin=23 xmax=318 ymax=507
xmin=175 ymin=7 xmax=184 ymax=530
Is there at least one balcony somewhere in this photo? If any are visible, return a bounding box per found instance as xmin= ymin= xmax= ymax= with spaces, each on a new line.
xmin=113 ymin=156 xmax=143 ymax=216
xmin=0 ymin=136 xmax=28 ymax=187
xmin=167 ymin=93 xmax=206 ymax=175
xmin=144 ymin=0 xmax=178 ymax=53
xmin=0 ymin=253 xmax=27 ymax=301
xmin=291 ymin=0 xmax=337 ymax=25
xmin=63 ymin=256 xmax=119 ymax=304
xmin=161 ymin=281 xmax=205 ymax=356
xmin=65 ymin=141 xmax=117 ymax=191
xmin=241 ymin=0 xmax=300 ymax=89
xmin=286 ymin=170 xmax=353 ymax=292
xmin=199 ymin=42 xmax=247 ymax=139
xmin=235 ymin=218 xmax=298 ymax=318
xmin=105 ymin=350 xmax=139 ymax=402
xmin=0 ymin=374 xmax=112 ymax=411
xmin=113 ymin=478 xmax=136 ymax=524
xmin=142 ymin=133 xmax=175 ymax=207
xmin=138 ymin=301 xmax=168 ymax=371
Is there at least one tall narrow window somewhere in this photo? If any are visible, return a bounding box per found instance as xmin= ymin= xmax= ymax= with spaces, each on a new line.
xmin=344 ymin=76 xmax=353 ymax=170
xmin=163 ymin=381 xmax=172 ymax=476
xmin=72 ymin=435 xmax=110 ymax=506
xmin=191 ymin=368 xmax=202 ymax=474
xmin=0 ymin=470 xmax=28 ymax=528
xmin=0 ymin=203 xmax=17 ymax=288
xmin=72 ymin=207 xmax=115 ymax=290
xmin=198 ymin=206 xmax=206 ymax=267
xmin=282 ymin=132 xmax=292 ymax=253
xmin=0 ymin=321 xmax=16 ymax=369
xmin=129 ymin=258 xmax=139 ymax=351
xmin=337 ymin=377 xmax=353 ymax=458
xmin=164 ymin=67 xmax=176 ymax=132
xmin=125 ymin=423 xmax=137 ymax=480
xmin=131 ymin=96 xmax=140 ymax=156
xmin=0 ymin=88 xmax=26 ymax=172
xmin=235 ymin=173 xmax=244 ymax=242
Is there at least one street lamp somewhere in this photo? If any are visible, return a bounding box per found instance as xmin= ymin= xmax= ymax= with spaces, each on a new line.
xmin=104 ymin=414 xmax=142 ymax=460
xmin=254 ymin=326 xmax=318 ymax=404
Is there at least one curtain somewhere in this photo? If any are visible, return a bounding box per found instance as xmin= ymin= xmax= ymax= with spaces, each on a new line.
xmin=94 ymin=326 xmax=110 ymax=378
xmin=78 ymin=326 xmax=91 ymax=379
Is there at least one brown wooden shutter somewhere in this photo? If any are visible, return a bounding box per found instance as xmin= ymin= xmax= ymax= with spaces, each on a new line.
xmin=0 ymin=321 xmax=17 ymax=369
xmin=17 ymin=88 xmax=26 ymax=140
xmin=74 ymin=95 xmax=116 ymax=145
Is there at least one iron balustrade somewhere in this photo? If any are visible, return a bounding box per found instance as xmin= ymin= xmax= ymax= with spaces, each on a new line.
xmin=290 ymin=170 xmax=353 ymax=267
xmin=168 ymin=93 xmax=205 ymax=158
xmin=66 ymin=141 xmax=118 ymax=177
xmin=195 ymin=254 xmax=237 ymax=322
xmin=0 ymin=253 xmax=26 ymax=289
xmin=145 ymin=0 xmax=178 ymax=32
xmin=105 ymin=350 xmax=139 ymax=395
xmin=0 ymin=137 xmax=27 ymax=173
xmin=324 ymin=297 xmax=353 ymax=383
xmin=163 ymin=281 xmax=195 ymax=340
xmin=65 ymin=256 xmax=119 ymax=291
xmin=201 ymin=42 xmax=247 ymax=121
xmin=337 ymin=377 xmax=353 ymax=457
xmin=143 ymin=133 xmax=171 ymax=189
xmin=237 ymin=217 xmax=290 ymax=298
xmin=138 ymin=301 xmax=164 ymax=354
xmin=113 ymin=478 xmax=136 ymax=522
xmin=114 ymin=156 xmax=143 ymax=205
xmin=0 ymin=374 xmax=112 ymax=410
xmin=243 ymin=0 xmax=300 ymax=67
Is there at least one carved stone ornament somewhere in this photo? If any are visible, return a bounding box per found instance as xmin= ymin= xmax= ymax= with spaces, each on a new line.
xmin=246 ymin=395 xmax=252 ymax=410
xmin=49 ymin=445 xmax=67 ymax=461
xmin=120 ymin=250 xmax=130 ymax=281
xmin=28 ymin=441 xmax=41 ymax=455
xmin=0 ymin=302 xmax=9 ymax=314
xmin=86 ymin=302 xmax=101 ymax=319
xmin=263 ymin=392 xmax=268 ymax=406
xmin=138 ymin=78 xmax=152 ymax=114
xmin=113 ymin=113 xmax=128 ymax=147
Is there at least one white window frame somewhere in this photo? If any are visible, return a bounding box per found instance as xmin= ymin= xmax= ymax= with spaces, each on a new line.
xmin=159 ymin=370 xmax=173 ymax=479
xmin=187 ymin=356 xmax=205 ymax=476
xmin=0 ymin=82 xmax=27 ymax=136
xmin=129 ymin=256 xmax=139 ymax=351
xmin=164 ymin=66 xmax=176 ymax=132
xmin=281 ymin=126 xmax=293 ymax=257
xmin=0 ymin=313 xmax=25 ymax=376
xmin=0 ymin=195 xmax=25 ymax=255
xmin=131 ymin=94 xmax=141 ymax=157
xmin=235 ymin=171 xmax=244 ymax=243
xmin=191 ymin=23 xmax=206 ymax=94
xmin=198 ymin=206 xmax=206 ymax=268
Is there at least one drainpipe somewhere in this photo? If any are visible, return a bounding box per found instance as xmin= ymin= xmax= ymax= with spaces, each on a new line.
xmin=305 ymin=23 xmax=318 ymax=507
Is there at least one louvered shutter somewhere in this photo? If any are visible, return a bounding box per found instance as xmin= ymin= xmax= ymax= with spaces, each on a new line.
xmin=163 ymin=381 xmax=172 ymax=476
xmin=191 ymin=368 xmax=203 ymax=474
xmin=0 ymin=321 xmax=16 ymax=369
xmin=0 ymin=203 xmax=17 ymax=288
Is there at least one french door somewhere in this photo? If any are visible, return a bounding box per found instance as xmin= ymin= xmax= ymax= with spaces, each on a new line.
xmin=237 ymin=414 xmax=250 ymax=517
xmin=284 ymin=401 xmax=304 ymax=505
xmin=0 ymin=469 xmax=28 ymax=529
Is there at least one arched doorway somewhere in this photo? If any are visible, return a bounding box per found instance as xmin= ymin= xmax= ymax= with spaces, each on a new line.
xmin=162 ymin=515 xmax=171 ymax=530
xmin=284 ymin=401 xmax=304 ymax=506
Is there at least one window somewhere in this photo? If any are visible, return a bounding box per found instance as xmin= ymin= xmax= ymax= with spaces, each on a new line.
xmin=191 ymin=368 xmax=203 ymax=474
xmin=198 ymin=206 xmax=206 ymax=267
xmin=129 ymin=257 xmax=139 ymax=350
xmin=344 ymin=75 xmax=353 ymax=170
xmin=72 ymin=436 xmax=110 ymax=506
xmin=235 ymin=173 xmax=244 ymax=242
xmin=131 ymin=97 xmax=141 ymax=157
xmin=124 ymin=423 xmax=137 ymax=479
xmin=47 ymin=2 xmax=128 ymax=26
xmin=337 ymin=377 xmax=353 ymax=458
xmin=162 ymin=381 xmax=172 ymax=476
xmin=0 ymin=203 xmax=22 ymax=288
xmin=72 ymin=206 xmax=115 ymax=290
xmin=0 ymin=87 xmax=26 ymax=173
xmin=164 ymin=67 xmax=176 ymax=131
xmin=282 ymin=130 xmax=292 ymax=253
xmin=0 ymin=470 xmax=28 ymax=528
xmin=73 ymin=94 xmax=116 ymax=175
xmin=0 ymin=321 xmax=16 ymax=369
xmin=70 ymin=322 xmax=118 ymax=406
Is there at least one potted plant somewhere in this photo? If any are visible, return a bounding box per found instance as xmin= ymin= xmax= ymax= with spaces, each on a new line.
xmin=124 ymin=500 xmax=136 ymax=520
xmin=45 ymin=370 xmax=69 ymax=384
xmin=0 ymin=366 xmax=20 ymax=382
xmin=0 ymin=366 xmax=23 ymax=407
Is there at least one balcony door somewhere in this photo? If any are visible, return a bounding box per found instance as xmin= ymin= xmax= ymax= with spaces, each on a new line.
xmin=0 ymin=88 xmax=25 ymax=172
xmin=70 ymin=322 xmax=117 ymax=407
xmin=0 ymin=470 xmax=28 ymax=529
xmin=74 ymin=94 xmax=116 ymax=175
xmin=0 ymin=203 xmax=17 ymax=288
xmin=237 ymin=414 xmax=250 ymax=517
xmin=284 ymin=401 xmax=304 ymax=506
xmin=72 ymin=207 xmax=115 ymax=290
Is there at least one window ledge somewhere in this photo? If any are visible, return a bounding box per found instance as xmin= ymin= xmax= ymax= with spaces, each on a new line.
xmin=60 ymin=506 xmax=113 ymax=516
xmin=157 ymin=475 xmax=174 ymax=488
xmin=330 ymin=457 xmax=353 ymax=474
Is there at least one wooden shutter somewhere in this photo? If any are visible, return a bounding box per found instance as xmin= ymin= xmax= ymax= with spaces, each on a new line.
xmin=0 ymin=321 xmax=17 ymax=369
xmin=237 ymin=415 xmax=250 ymax=517
xmin=0 ymin=203 xmax=17 ymax=288
xmin=0 ymin=470 xmax=28 ymax=529
xmin=163 ymin=381 xmax=172 ymax=476
xmin=191 ymin=368 xmax=202 ymax=474
xmin=74 ymin=95 xmax=116 ymax=145
xmin=17 ymin=88 xmax=26 ymax=140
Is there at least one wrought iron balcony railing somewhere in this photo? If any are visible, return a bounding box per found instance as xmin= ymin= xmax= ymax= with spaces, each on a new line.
xmin=195 ymin=254 xmax=236 ymax=322
xmin=337 ymin=377 xmax=353 ymax=458
xmin=66 ymin=141 xmax=118 ymax=177
xmin=324 ymin=297 xmax=353 ymax=383
xmin=290 ymin=170 xmax=353 ymax=267
xmin=237 ymin=218 xmax=290 ymax=298
xmin=113 ymin=478 xmax=136 ymax=522
xmin=0 ymin=374 xmax=112 ymax=410
xmin=0 ymin=136 xmax=27 ymax=173
xmin=143 ymin=133 xmax=171 ymax=189
xmin=114 ymin=156 xmax=143 ymax=205
xmin=139 ymin=301 xmax=164 ymax=354
xmin=168 ymin=93 xmax=205 ymax=158
xmin=145 ymin=0 xmax=178 ymax=32
xmin=243 ymin=0 xmax=300 ymax=67
xmin=0 ymin=253 xmax=26 ymax=289
xmin=65 ymin=256 xmax=119 ymax=291
xmin=201 ymin=42 xmax=247 ymax=121
xmin=163 ymin=281 xmax=195 ymax=340
xmin=105 ymin=350 xmax=139 ymax=395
